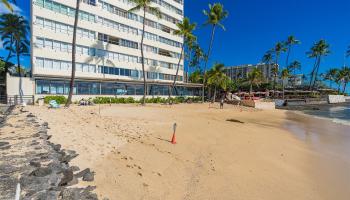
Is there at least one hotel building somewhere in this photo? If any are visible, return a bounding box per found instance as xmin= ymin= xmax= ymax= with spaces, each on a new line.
xmin=225 ymin=63 xmax=275 ymax=81
xmin=24 ymin=0 xmax=201 ymax=99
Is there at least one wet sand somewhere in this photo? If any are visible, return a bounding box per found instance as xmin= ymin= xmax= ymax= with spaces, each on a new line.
xmin=25 ymin=103 xmax=350 ymax=200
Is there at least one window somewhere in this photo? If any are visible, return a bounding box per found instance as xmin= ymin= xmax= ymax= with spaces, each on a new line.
xmin=36 ymin=38 xmax=44 ymax=48
xmin=36 ymin=58 xmax=44 ymax=68
xmin=44 ymin=59 xmax=53 ymax=69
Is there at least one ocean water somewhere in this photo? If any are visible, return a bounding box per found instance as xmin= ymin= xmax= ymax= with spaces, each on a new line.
xmin=302 ymin=104 xmax=350 ymax=126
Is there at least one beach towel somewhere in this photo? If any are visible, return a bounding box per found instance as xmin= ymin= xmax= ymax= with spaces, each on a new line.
xmin=49 ymin=100 xmax=60 ymax=109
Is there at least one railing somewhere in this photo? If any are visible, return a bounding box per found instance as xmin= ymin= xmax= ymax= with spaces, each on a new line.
xmin=0 ymin=95 xmax=35 ymax=105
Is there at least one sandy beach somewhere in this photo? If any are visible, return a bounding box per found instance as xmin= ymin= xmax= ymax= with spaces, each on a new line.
xmin=21 ymin=103 xmax=350 ymax=200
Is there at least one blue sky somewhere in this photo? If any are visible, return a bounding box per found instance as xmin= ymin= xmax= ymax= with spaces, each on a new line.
xmin=1 ymin=0 xmax=350 ymax=77
xmin=187 ymin=0 xmax=350 ymax=76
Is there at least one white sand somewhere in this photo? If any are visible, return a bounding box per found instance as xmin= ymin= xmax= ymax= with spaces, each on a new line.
xmin=26 ymin=103 xmax=350 ymax=200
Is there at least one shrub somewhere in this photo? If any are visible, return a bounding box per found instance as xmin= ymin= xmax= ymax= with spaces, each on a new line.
xmin=43 ymin=96 xmax=67 ymax=104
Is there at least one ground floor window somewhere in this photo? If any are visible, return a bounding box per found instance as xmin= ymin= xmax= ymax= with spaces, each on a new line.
xmin=35 ymin=79 xmax=201 ymax=96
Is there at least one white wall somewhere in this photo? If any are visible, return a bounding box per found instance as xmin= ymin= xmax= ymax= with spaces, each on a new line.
xmin=328 ymin=95 xmax=346 ymax=104
xmin=6 ymin=74 xmax=35 ymax=96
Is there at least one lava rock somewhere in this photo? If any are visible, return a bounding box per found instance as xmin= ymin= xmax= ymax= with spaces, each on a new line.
xmin=69 ymin=166 xmax=80 ymax=172
xmin=30 ymin=167 xmax=52 ymax=177
xmin=27 ymin=113 xmax=35 ymax=118
xmin=82 ymin=171 xmax=94 ymax=182
xmin=59 ymin=169 xmax=74 ymax=186
xmin=75 ymin=168 xmax=91 ymax=178
xmin=0 ymin=142 xmax=10 ymax=147
xmin=29 ymin=161 xmax=41 ymax=168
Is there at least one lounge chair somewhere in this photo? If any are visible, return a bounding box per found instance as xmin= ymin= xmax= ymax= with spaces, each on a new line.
xmin=48 ymin=100 xmax=60 ymax=109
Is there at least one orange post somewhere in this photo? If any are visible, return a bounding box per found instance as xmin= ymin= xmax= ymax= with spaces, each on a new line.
xmin=171 ymin=123 xmax=177 ymax=144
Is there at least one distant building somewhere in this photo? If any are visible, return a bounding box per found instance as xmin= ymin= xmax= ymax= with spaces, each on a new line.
xmin=225 ymin=64 xmax=304 ymax=87
xmin=224 ymin=63 xmax=275 ymax=81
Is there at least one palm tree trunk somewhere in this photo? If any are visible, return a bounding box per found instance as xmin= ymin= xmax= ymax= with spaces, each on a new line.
xmin=338 ymin=83 xmax=341 ymax=94
xmin=250 ymin=82 xmax=253 ymax=94
xmin=202 ymin=25 xmax=217 ymax=103
xmin=171 ymin=43 xmax=185 ymax=97
xmin=309 ymin=57 xmax=318 ymax=90
xmin=65 ymin=0 xmax=80 ymax=107
xmin=4 ymin=42 xmax=12 ymax=96
xmin=282 ymin=80 xmax=285 ymax=100
xmin=213 ymin=85 xmax=217 ymax=103
xmin=342 ymin=82 xmax=348 ymax=94
xmin=140 ymin=7 xmax=147 ymax=105
xmin=312 ymin=57 xmax=321 ymax=90
xmin=286 ymin=46 xmax=291 ymax=69
xmin=16 ymin=41 xmax=23 ymax=104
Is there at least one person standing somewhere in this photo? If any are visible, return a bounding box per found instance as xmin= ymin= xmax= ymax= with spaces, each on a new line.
xmin=220 ymin=97 xmax=224 ymax=109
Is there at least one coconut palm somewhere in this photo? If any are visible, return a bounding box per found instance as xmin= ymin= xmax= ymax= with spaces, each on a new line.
xmin=281 ymin=68 xmax=290 ymax=99
xmin=284 ymin=36 xmax=300 ymax=67
xmin=307 ymin=39 xmax=330 ymax=90
xmin=189 ymin=70 xmax=203 ymax=84
xmin=0 ymin=14 xmax=27 ymax=74
xmin=13 ymin=37 xmax=29 ymax=102
xmin=287 ymin=60 xmax=301 ymax=88
xmin=1 ymin=0 xmax=14 ymax=12
xmin=206 ymin=63 xmax=226 ymax=102
xmin=201 ymin=3 xmax=228 ymax=102
xmin=272 ymin=42 xmax=286 ymax=92
xmin=129 ymin=0 xmax=161 ymax=105
xmin=189 ymin=43 xmax=205 ymax=70
xmin=247 ymin=68 xmax=263 ymax=94
xmin=171 ymin=17 xmax=196 ymax=95
xmin=262 ymin=51 xmax=274 ymax=65
xmin=339 ymin=67 xmax=350 ymax=94
xmin=65 ymin=0 xmax=80 ymax=107
xmin=323 ymin=68 xmax=338 ymax=88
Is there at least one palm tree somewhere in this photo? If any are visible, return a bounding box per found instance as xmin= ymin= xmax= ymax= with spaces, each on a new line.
xmin=272 ymin=42 xmax=286 ymax=92
xmin=247 ymin=68 xmax=263 ymax=94
xmin=323 ymin=68 xmax=338 ymax=88
xmin=307 ymin=39 xmax=330 ymax=90
xmin=171 ymin=17 xmax=196 ymax=95
xmin=1 ymin=0 xmax=14 ymax=12
xmin=0 ymin=13 xmax=28 ymax=98
xmin=206 ymin=63 xmax=226 ymax=102
xmin=189 ymin=43 xmax=205 ymax=70
xmin=339 ymin=67 xmax=350 ymax=94
xmin=262 ymin=51 xmax=274 ymax=84
xmin=189 ymin=70 xmax=203 ymax=84
xmin=287 ymin=60 xmax=301 ymax=88
xmin=13 ymin=37 xmax=29 ymax=102
xmin=65 ymin=0 xmax=80 ymax=107
xmin=284 ymin=36 xmax=300 ymax=68
xmin=129 ymin=0 xmax=161 ymax=105
xmin=201 ymin=3 xmax=228 ymax=102
xmin=281 ymin=68 xmax=290 ymax=99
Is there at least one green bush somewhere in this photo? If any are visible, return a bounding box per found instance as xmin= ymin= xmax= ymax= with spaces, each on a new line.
xmin=92 ymin=96 xmax=203 ymax=104
xmin=44 ymin=96 xmax=67 ymax=104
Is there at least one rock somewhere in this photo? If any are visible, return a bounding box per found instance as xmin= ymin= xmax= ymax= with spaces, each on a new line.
xmin=0 ymin=145 xmax=11 ymax=150
xmin=82 ymin=171 xmax=94 ymax=182
xmin=59 ymin=169 xmax=74 ymax=186
xmin=75 ymin=168 xmax=91 ymax=178
xmin=42 ymin=122 xmax=48 ymax=127
xmin=30 ymin=167 xmax=52 ymax=177
xmin=29 ymin=160 xmax=41 ymax=168
xmin=0 ymin=142 xmax=10 ymax=147
xmin=52 ymin=144 xmax=61 ymax=151
xmin=67 ymin=176 xmax=78 ymax=186
xmin=69 ymin=166 xmax=80 ymax=172
xmin=27 ymin=113 xmax=35 ymax=118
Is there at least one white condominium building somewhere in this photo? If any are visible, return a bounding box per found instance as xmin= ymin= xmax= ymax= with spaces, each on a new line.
xmin=30 ymin=0 xmax=201 ymax=97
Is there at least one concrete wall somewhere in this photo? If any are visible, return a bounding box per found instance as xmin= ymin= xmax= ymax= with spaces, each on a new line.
xmin=6 ymin=74 xmax=35 ymax=96
xmin=328 ymin=95 xmax=346 ymax=104
xmin=242 ymin=99 xmax=276 ymax=109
